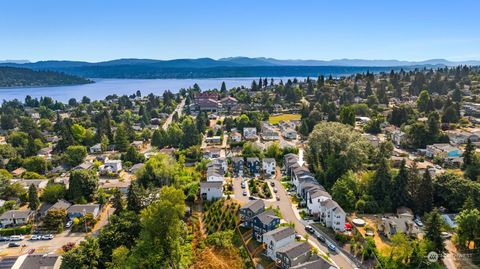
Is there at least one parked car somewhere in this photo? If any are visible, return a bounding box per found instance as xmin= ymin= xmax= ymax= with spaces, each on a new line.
xmin=327 ymin=242 xmax=336 ymax=252
xmin=414 ymin=218 xmax=424 ymax=227
xmin=29 ymin=235 xmax=41 ymax=240
xmin=66 ymin=220 xmax=73 ymax=228
xmin=248 ymin=196 xmax=257 ymax=200
xmin=276 ymin=196 xmax=280 ymax=201
xmin=242 ymin=191 xmax=247 ymax=196
xmin=305 ymin=225 xmax=314 ymax=234
xmin=10 ymin=235 xmax=24 ymax=241
xmin=8 ymin=242 xmax=20 ymax=247
xmin=441 ymin=232 xmax=452 ymax=239
xmin=295 ymin=234 xmax=302 ymax=240
xmin=316 ymin=233 xmax=326 ymax=242
xmin=273 ymin=188 xmax=278 ymax=193
xmin=0 ymin=236 xmax=10 ymax=242
xmin=270 ymin=182 xmax=275 ymax=187
xmin=41 ymin=234 xmax=54 ymax=240
xmin=241 ymin=182 xmax=246 ymax=189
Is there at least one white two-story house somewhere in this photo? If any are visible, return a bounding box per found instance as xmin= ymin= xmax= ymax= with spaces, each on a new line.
xmin=262 ymin=158 xmax=276 ymax=177
xmin=243 ymin=127 xmax=258 ymax=140
xmin=262 ymin=226 xmax=295 ymax=260
xmin=200 ymin=181 xmax=223 ymax=201
xmin=319 ymin=199 xmax=346 ymax=232
xmin=306 ymin=188 xmax=332 ymax=216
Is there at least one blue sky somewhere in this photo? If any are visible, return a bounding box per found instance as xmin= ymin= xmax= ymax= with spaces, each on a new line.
xmin=1 ymin=0 xmax=479 ymax=62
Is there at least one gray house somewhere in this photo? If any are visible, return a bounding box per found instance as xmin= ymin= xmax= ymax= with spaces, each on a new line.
xmin=276 ymin=241 xmax=313 ymax=269
xmin=239 ymin=199 xmax=265 ymax=228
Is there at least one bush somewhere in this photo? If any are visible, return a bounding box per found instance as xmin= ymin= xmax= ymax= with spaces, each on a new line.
xmin=0 ymin=225 xmax=32 ymax=236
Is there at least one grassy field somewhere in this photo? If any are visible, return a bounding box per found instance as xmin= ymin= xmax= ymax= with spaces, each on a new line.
xmin=268 ymin=114 xmax=301 ymax=124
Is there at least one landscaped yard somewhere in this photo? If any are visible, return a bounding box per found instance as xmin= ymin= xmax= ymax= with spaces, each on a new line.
xmin=248 ymin=179 xmax=272 ymax=199
xmin=268 ymin=114 xmax=301 ymax=124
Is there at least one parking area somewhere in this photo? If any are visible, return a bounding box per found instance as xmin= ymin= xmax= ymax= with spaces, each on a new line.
xmin=0 ymin=230 xmax=85 ymax=256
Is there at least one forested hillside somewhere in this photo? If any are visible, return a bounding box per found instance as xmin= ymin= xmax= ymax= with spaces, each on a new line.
xmin=0 ymin=66 xmax=91 ymax=87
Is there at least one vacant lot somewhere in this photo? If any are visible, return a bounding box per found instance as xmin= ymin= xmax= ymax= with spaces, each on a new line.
xmin=268 ymin=114 xmax=301 ymax=124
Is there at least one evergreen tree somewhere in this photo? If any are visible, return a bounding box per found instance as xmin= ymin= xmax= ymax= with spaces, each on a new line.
xmin=127 ymin=183 xmax=143 ymax=213
xmin=364 ymin=80 xmax=372 ymax=97
xmin=28 ymin=184 xmax=40 ymax=210
xmin=181 ymin=117 xmax=200 ymax=148
xmin=426 ymin=112 xmax=440 ymax=142
xmin=442 ymin=105 xmax=460 ymax=123
xmin=111 ymin=188 xmax=124 ymax=215
xmin=416 ymin=170 xmax=433 ymax=215
xmin=251 ymin=80 xmax=258 ymax=91
xmin=462 ymin=138 xmax=475 ymax=169
xmin=370 ymin=158 xmax=392 ymax=211
xmin=425 ymin=208 xmax=446 ymax=255
xmin=195 ymin=112 xmax=207 ymax=134
xmin=391 ymin=159 xmax=410 ymax=209
xmin=114 ymin=124 xmax=130 ymax=152
xmin=417 ymin=90 xmax=431 ymax=113
xmin=220 ymin=81 xmax=227 ymax=92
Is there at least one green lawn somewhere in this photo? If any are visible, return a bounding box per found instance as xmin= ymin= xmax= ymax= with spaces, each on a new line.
xmin=268 ymin=114 xmax=301 ymax=124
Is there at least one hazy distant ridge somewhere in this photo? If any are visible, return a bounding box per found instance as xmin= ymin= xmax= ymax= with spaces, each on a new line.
xmin=0 ymin=57 xmax=478 ymax=79
xmin=1 ymin=57 xmax=479 ymax=69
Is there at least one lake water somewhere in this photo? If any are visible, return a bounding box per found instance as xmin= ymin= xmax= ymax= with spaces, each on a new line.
xmin=0 ymin=77 xmax=295 ymax=102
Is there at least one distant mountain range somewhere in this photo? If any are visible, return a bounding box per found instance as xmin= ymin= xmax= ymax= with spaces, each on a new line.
xmin=0 ymin=57 xmax=478 ymax=79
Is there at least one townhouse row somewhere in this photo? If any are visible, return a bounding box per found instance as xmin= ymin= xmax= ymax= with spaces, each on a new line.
xmin=284 ymin=154 xmax=346 ymax=232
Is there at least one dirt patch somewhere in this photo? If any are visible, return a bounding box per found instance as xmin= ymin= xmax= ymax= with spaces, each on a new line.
xmin=190 ymin=246 xmax=246 ymax=269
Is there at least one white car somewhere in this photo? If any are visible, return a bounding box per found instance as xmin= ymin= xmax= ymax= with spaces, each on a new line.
xmin=29 ymin=235 xmax=41 ymax=240
xmin=9 ymin=235 xmax=24 ymax=241
xmin=41 ymin=234 xmax=54 ymax=240
xmin=66 ymin=220 xmax=73 ymax=228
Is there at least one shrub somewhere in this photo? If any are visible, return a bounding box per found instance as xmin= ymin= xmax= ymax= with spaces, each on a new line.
xmin=0 ymin=225 xmax=32 ymax=236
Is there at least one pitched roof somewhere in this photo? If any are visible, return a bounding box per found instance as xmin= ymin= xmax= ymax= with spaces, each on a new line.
xmin=263 ymin=226 xmax=295 ymax=242
xmin=254 ymin=209 xmax=279 ymax=225
xmin=67 ymin=204 xmax=100 ymax=215
xmin=240 ymin=199 xmax=264 ymax=214
xmin=50 ymin=199 xmax=72 ymax=211
xmin=277 ymin=241 xmax=311 ymax=260
xmin=0 ymin=210 xmax=32 ymax=220
xmin=309 ymin=189 xmax=331 ymax=199
xmin=289 ymin=256 xmax=337 ymax=269
xmin=200 ymin=181 xmax=223 ymax=189
xmin=263 ymin=158 xmax=276 ymax=163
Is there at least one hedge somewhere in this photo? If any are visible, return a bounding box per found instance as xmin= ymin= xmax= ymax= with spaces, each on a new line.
xmin=0 ymin=225 xmax=32 ymax=236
